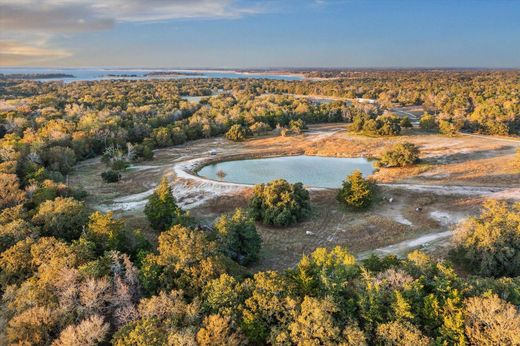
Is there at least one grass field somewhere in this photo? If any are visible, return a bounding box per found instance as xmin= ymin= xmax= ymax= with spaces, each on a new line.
xmin=69 ymin=124 xmax=520 ymax=270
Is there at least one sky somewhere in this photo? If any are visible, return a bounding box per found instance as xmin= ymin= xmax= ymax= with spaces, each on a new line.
xmin=0 ymin=0 xmax=519 ymax=68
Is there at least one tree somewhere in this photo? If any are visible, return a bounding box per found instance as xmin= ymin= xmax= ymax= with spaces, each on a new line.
xmin=337 ymin=170 xmax=374 ymax=209
xmin=439 ymin=118 xmax=463 ymax=136
xmin=288 ymin=296 xmax=342 ymax=344
xmin=141 ymin=225 xmax=227 ymax=295
xmin=43 ymin=146 xmax=77 ymax=175
xmin=84 ymin=211 xmax=125 ymax=254
xmin=378 ymin=142 xmax=420 ymax=168
xmin=249 ymin=122 xmax=271 ymax=136
xmin=464 ymin=294 xmax=520 ymax=345
xmin=0 ymin=173 xmax=25 ymax=210
xmin=453 ymin=199 xmax=520 ymax=277
xmin=400 ymin=116 xmax=413 ymax=128
xmin=32 ymin=197 xmax=89 ymax=241
xmin=419 ymin=113 xmax=438 ymax=132
xmin=214 ymin=208 xmax=262 ymax=265
xmin=7 ymin=306 xmax=58 ymax=345
xmin=196 ymin=314 xmax=246 ymax=346
xmin=144 ymin=177 xmax=184 ymax=231
xmin=249 ymin=179 xmax=311 ymax=226
xmin=289 ymin=119 xmax=306 ymax=135
xmin=101 ymin=170 xmax=121 ymax=183
xmin=375 ymin=321 xmax=431 ymax=346
xmin=52 ymin=315 xmax=109 ymax=346
xmin=225 ymin=124 xmax=249 ymax=142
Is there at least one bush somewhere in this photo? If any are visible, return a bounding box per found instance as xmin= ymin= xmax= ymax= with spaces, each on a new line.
xmin=111 ymin=159 xmax=129 ymax=171
xmin=249 ymin=179 xmax=311 ymax=227
xmin=337 ymin=170 xmax=374 ymax=209
xmin=249 ymin=122 xmax=272 ymax=136
xmin=144 ymin=177 xmax=185 ymax=231
xmin=400 ymin=116 xmax=413 ymax=128
xmin=214 ymin=208 xmax=262 ymax=265
xmin=419 ymin=113 xmax=438 ymax=131
xmin=378 ymin=142 xmax=420 ymax=168
xmin=101 ymin=170 xmax=121 ymax=183
xmin=289 ymin=119 xmax=306 ymax=135
xmin=453 ymin=200 xmax=520 ymax=277
xmin=225 ymin=124 xmax=249 ymax=142
xmin=439 ymin=118 xmax=463 ymax=136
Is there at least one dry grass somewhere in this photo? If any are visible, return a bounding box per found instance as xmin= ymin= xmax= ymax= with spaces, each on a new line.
xmin=69 ymin=124 xmax=519 ymax=271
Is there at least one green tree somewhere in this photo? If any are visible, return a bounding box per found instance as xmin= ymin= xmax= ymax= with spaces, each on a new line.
xmin=378 ymin=142 xmax=420 ymax=168
xmin=337 ymin=170 xmax=374 ymax=209
xmin=84 ymin=211 xmax=125 ymax=254
xmin=249 ymin=179 xmax=311 ymax=226
xmin=144 ymin=177 xmax=184 ymax=231
xmin=32 ymin=197 xmax=89 ymax=241
xmin=225 ymin=124 xmax=249 ymax=142
xmin=214 ymin=208 xmax=262 ymax=265
xmin=419 ymin=113 xmax=438 ymax=132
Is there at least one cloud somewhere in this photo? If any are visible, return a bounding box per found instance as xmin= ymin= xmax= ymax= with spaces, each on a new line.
xmin=0 ymin=40 xmax=71 ymax=65
xmin=0 ymin=0 xmax=266 ymax=65
xmin=0 ymin=0 xmax=264 ymax=33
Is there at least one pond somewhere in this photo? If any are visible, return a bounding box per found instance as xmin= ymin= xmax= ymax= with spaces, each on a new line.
xmin=197 ymin=155 xmax=375 ymax=188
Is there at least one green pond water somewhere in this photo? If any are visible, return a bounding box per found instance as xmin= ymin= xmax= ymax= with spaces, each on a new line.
xmin=197 ymin=155 xmax=375 ymax=188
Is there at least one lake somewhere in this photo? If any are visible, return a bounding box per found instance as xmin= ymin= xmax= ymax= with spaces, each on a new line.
xmin=0 ymin=68 xmax=304 ymax=82
xmin=197 ymin=155 xmax=375 ymax=188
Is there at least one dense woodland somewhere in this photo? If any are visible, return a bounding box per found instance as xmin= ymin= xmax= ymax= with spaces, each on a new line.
xmin=1 ymin=71 xmax=520 ymax=345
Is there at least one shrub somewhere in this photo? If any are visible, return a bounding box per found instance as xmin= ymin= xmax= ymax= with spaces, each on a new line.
xmin=378 ymin=142 xmax=420 ymax=167
xmin=214 ymin=208 xmax=262 ymax=265
xmin=419 ymin=113 xmax=438 ymax=131
xmin=249 ymin=179 xmax=311 ymax=227
xmin=101 ymin=170 xmax=121 ymax=183
xmin=400 ymin=116 xmax=413 ymax=128
xmin=111 ymin=159 xmax=130 ymax=171
xmin=225 ymin=124 xmax=249 ymax=142
xmin=453 ymin=200 xmax=520 ymax=277
xmin=439 ymin=118 xmax=463 ymax=136
xmin=249 ymin=122 xmax=272 ymax=136
xmin=289 ymin=119 xmax=306 ymax=135
xmin=337 ymin=170 xmax=374 ymax=209
xmin=144 ymin=177 xmax=185 ymax=231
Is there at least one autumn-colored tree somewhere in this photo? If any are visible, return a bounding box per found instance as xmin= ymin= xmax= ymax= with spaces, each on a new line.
xmin=0 ymin=173 xmax=25 ymax=210
xmin=464 ymin=294 xmax=520 ymax=345
xmin=84 ymin=211 xmax=125 ymax=254
xmin=453 ymin=199 xmax=520 ymax=277
xmin=375 ymin=321 xmax=431 ymax=346
xmin=197 ymin=314 xmax=246 ymax=346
